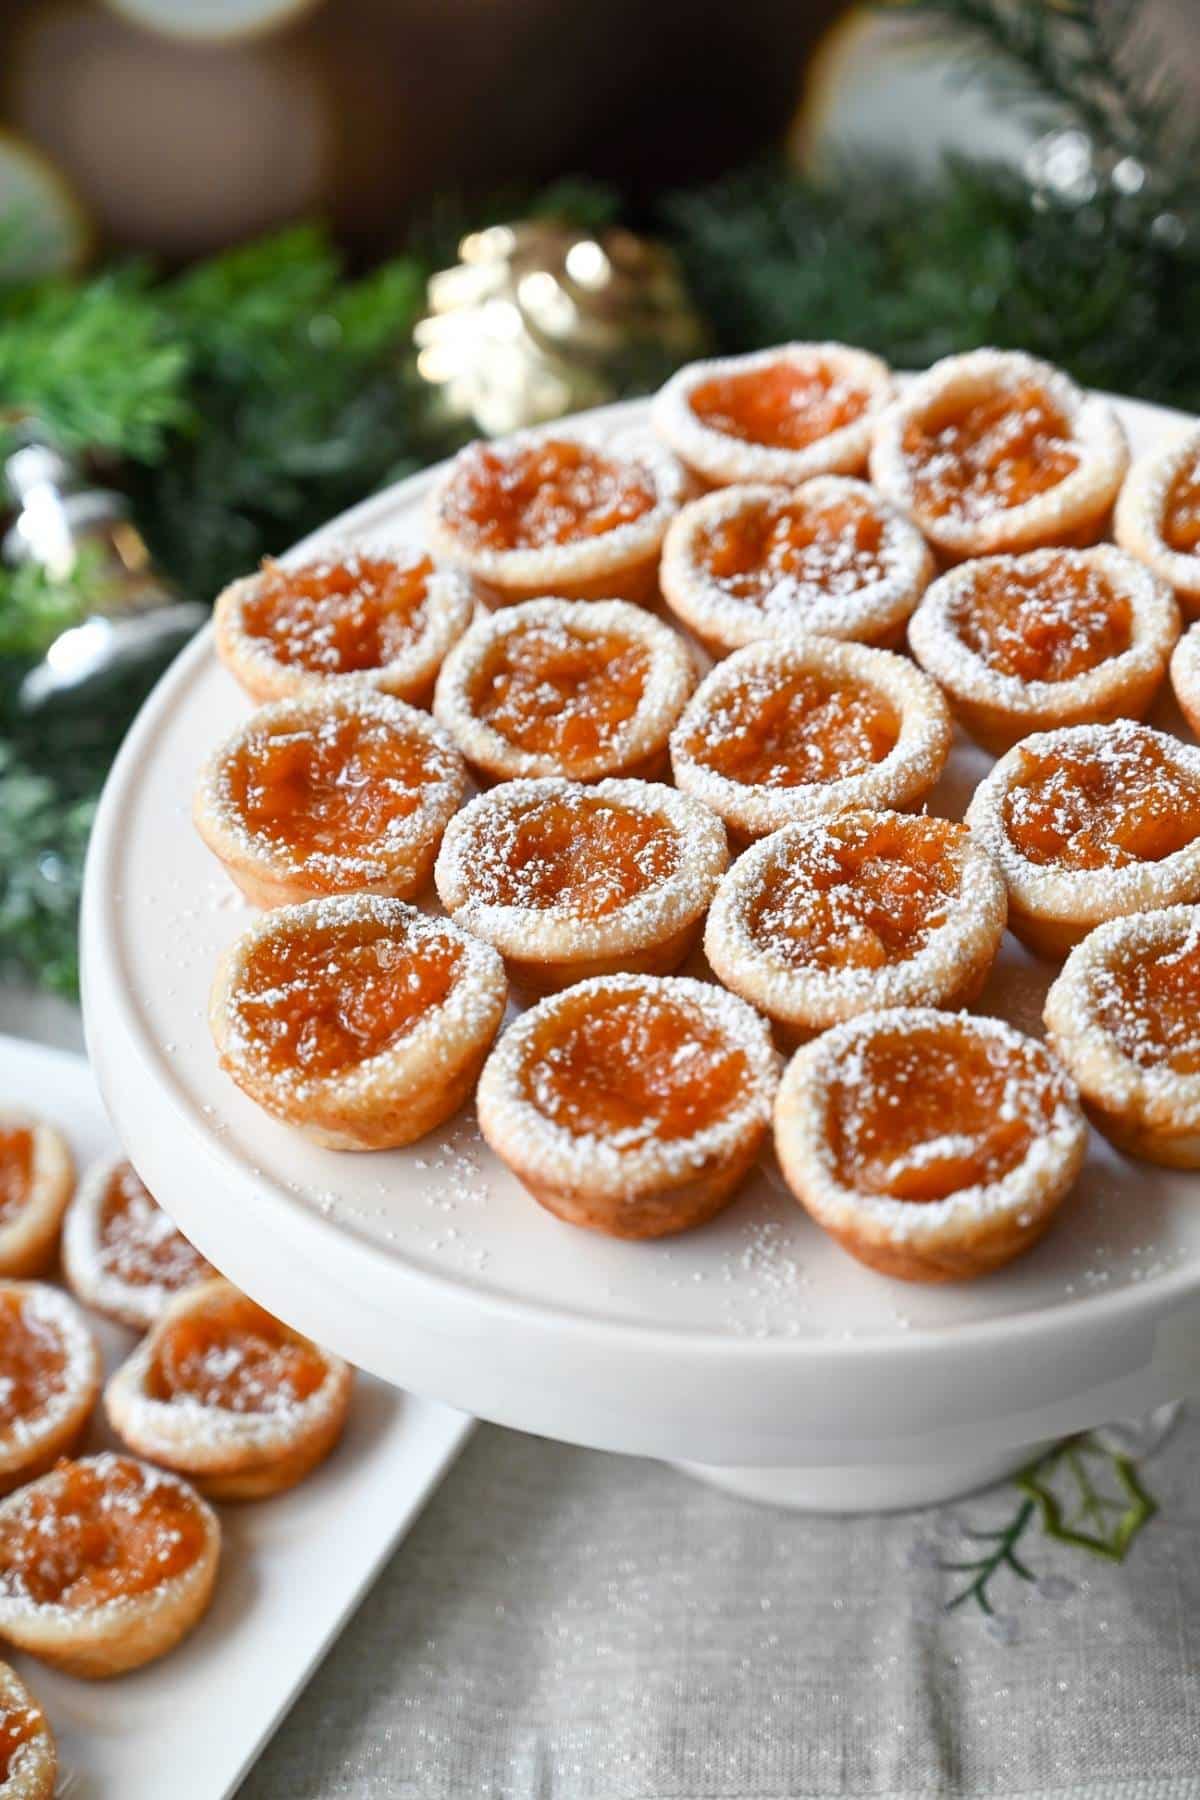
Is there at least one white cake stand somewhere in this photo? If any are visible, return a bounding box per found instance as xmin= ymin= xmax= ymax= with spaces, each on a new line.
xmin=80 ymin=393 xmax=1200 ymax=1513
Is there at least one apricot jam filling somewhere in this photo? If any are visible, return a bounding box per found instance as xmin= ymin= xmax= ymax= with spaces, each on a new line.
xmin=1095 ymin=923 xmax=1200 ymax=1075
xmin=442 ymin=439 xmax=656 ymax=551
xmin=954 ymin=558 xmax=1132 ymax=682
xmin=0 ymin=1456 xmax=207 ymax=1609
xmin=148 ymin=1295 xmax=326 ymax=1415
xmin=471 ymin=793 xmax=678 ymax=917
xmin=828 ymin=1024 xmax=1060 ymax=1200
xmin=749 ymin=817 xmax=965 ymax=972
xmin=681 ymin=668 xmax=898 ymax=789
xmin=235 ymin=916 xmax=462 ymax=1080
xmin=522 ymin=989 xmax=747 ymax=1144
xmin=699 ymin=491 xmax=888 ymax=610
xmin=0 ymin=1293 xmax=66 ymax=1432
xmin=228 ymin=713 xmax=439 ymax=862
xmin=1001 ymin=732 xmax=1200 ymax=870
xmin=0 ymin=1697 xmax=41 ymax=1780
xmin=1163 ymin=455 xmax=1200 ymax=555
xmin=0 ymin=1129 xmax=32 ymax=1227
xmin=99 ymin=1165 xmax=211 ymax=1296
xmin=243 ymin=555 xmax=433 ymax=674
xmin=468 ymin=623 xmax=650 ymax=764
xmin=689 ymin=361 xmax=869 ymax=450
xmin=903 ymin=382 xmax=1079 ymax=521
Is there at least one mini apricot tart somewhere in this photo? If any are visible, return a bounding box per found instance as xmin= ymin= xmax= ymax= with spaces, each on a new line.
xmin=106 ymin=1279 xmax=352 ymax=1501
xmin=1045 ymin=905 xmax=1200 ymax=1167
xmin=669 ymin=638 xmax=952 ymax=843
xmin=1115 ymin=424 xmax=1200 ymax=618
xmin=659 ymin=477 xmax=933 ymax=655
xmin=1170 ymin=620 xmax=1200 ymax=736
xmin=908 ymin=546 xmax=1179 ymax=753
xmin=0 ymin=1662 xmax=55 ymax=1799
xmin=213 ymin=545 xmax=477 ymax=706
xmin=870 ymin=349 xmax=1128 ymax=560
xmin=0 ymin=1284 xmax=100 ymax=1497
xmin=62 ymin=1155 xmax=212 ymax=1332
xmin=211 ymin=896 xmax=507 ymax=1149
xmin=433 ymin=597 xmax=696 ymax=784
xmin=434 ymin=778 xmax=727 ymax=994
xmin=0 ymin=1112 xmax=73 ymax=1280
xmin=774 ymin=1008 xmax=1086 ymax=1282
xmin=965 ymin=721 xmax=1200 ymax=957
xmin=194 ymin=686 xmax=465 ymax=908
xmin=0 ymin=1452 xmax=219 ymax=1678
xmin=651 ymin=342 xmax=894 ymax=488
xmin=477 ymin=973 xmax=779 ymax=1238
xmin=705 ymin=811 xmax=1006 ymax=1045
xmin=424 ymin=424 xmax=688 ymax=607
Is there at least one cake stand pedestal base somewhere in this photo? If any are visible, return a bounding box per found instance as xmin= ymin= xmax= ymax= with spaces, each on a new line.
xmin=674 ymin=1441 xmax=1053 ymax=1513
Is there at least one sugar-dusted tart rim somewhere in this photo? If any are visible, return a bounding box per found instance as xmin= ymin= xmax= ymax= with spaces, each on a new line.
xmin=704 ymin=811 xmax=1007 ymax=1036
xmin=774 ymin=1007 xmax=1086 ymax=1263
xmin=212 ymin=543 xmax=479 ymax=705
xmin=432 ymin=596 xmax=697 ymax=782
xmin=0 ymin=1111 xmax=74 ymax=1281
xmin=425 ymin=418 xmax=689 ymax=596
xmin=434 ymin=776 xmax=728 ymax=963
xmin=964 ymin=721 xmax=1200 ymax=937
xmin=62 ymin=1152 xmax=210 ymax=1333
xmin=669 ymin=638 xmax=952 ymax=840
xmin=0 ymin=1659 xmax=57 ymax=1800
xmin=194 ymin=683 xmax=466 ymax=905
xmin=1169 ymin=619 xmax=1200 ymax=733
xmin=650 ymin=342 xmax=894 ymax=487
xmin=477 ymin=972 xmax=779 ymax=1203
xmin=1114 ymin=423 xmax=1200 ymax=605
xmin=659 ymin=476 xmax=934 ymax=653
xmin=908 ymin=545 xmax=1180 ymax=738
xmin=0 ymin=1281 xmax=101 ymax=1488
xmin=869 ymin=349 xmax=1129 ymax=557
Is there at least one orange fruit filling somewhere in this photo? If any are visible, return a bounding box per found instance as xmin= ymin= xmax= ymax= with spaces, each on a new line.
xmin=242 ymin=554 xmax=433 ymax=675
xmin=148 ymin=1293 xmax=327 ymax=1415
xmin=1002 ymin=731 xmax=1200 ymax=870
xmin=680 ymin=667 xmax=898 ymax=789
xmin=235 ymin=914 xmax=462 ymax=1080
xmin=749 ymin=816 xmax=966 ymax=972
xmin=699 ymin=490 xmax=888 ymax=610
xmin=903 ymin=381 xmax=1079 ymax=521
xmin=98 ymin=1164 xmax=211 ymax=1297
xmin=0 ymin=1696 xmax=42 ymax=1781
xmin=1163 ymin=455 xmax=1200 ymax=555
xmin=0 ymin=1292 xmax=67 ymax=1432
xmin=954 ymin=557 xmax=1132 ymax=682
xmin=828 ymin=1022 xmax=1063 ymax=1200
xmin=0 ymin=1129 xmax=32 ymax=1227
xmin=688 ymin=359 xmax=869 ymax=450
xmin=468 ymin=623 xmax=650 ymax=768
xmin=0 ymin=1456 xmax=207 ymax=1609
xmin=1096 ymin=924 xmax=1200 ymax=1075
xmin=441 ymin=439 xmax=656 ymax=551
xmin=470 ymin=792 xmax=678 ymax=918
xmin=522 ymin=987 xmax=746 ymax=1143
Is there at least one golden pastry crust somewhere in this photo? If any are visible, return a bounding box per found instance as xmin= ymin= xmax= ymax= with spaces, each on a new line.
xmin=1169 ymin=619 xmax=1200 ymax=736
xmin=434 ymin=777 xmax=728 ymax=994
xmin=870 ymin=349 xmax=1129 ymax=559
xmin=0 ymin=1453 xmax=220 ymax=1678
xmin=194 ymin=685 xmax=466 ymax=908
xmin=210 ymin=895 xmax=507 ymax=1150
xmin=425 ymin=420 xmax=689 ymax=607
xmin=214 ymin=545 xmax=478 ymax=706
xmin=432 ymin=596 xmax=696 ymax=784
xmin=1114 ymin=424 xmax=1200 ymax=618
xmin=0 ymin=1283 xmax=101 ymax=1497
xmin=106 ymin=1279 xmax=353 ymax=1501
xmin=964 ymin=721 xmax=1200 ymax=956
xmin=0 ymin=1113 xmax=73 ymax=1281
xmin=659 ymin=476 xmax=933 ymax=655
xmin=774 ymin=1008 xmax=1086 ymax=1283
xmin=477 ymin=973 xmax=779 ymax=1239
xmin=669 ymin=637 xmax=952 ymax=842
xmin=651 ymin=342 xmax=894 ymax=488
xmin=908 ymin=546 xmax=1180 ymax=754
xmin=1045 ymin=904 xmax=1200 ymax=1167
xmin=62 ymin=1155 xmax=213 ymax=1333
xmin=0 ymin=1660 xmax=57 ymax=1800
xmin=704 ymin=811 xmax=1006 ymax=1045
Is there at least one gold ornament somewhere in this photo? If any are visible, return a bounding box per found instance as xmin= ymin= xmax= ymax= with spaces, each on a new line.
xmin=414 ymin=220 xmax=707 ymax=437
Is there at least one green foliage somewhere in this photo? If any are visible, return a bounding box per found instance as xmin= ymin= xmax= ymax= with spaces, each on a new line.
xmin=0 ymin=744 xmax=96 ymax=998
